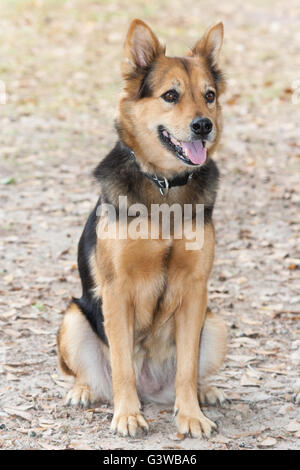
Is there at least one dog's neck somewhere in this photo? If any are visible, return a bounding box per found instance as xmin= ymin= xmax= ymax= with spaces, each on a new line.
xmin=94 ymin=140 xmax=219 ymax=223
xmin=125 ymin=144 xmax=196 ymax=197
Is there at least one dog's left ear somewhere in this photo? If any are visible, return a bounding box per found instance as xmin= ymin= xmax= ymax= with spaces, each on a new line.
xmin=191 ymin=22 xmax=224 ymax=66
xmin=122 ymin=19 xmax=165 ymax=77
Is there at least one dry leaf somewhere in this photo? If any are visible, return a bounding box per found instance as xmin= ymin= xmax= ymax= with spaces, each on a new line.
xmin=227 ymin=354 xmax=256 ymax=366
xmin=240 ymin=373 xmax=261 ymax=386
xmin=285 ymin=421 xmax=300 ymax=433
xmin=257 ymin=365 xmax=288 ymax=375
xmin=4 ymin=328 xmax=22 ymax=339
xmin=6 ymin=373 xmax=20 ymax=381
xmin=89 ymin=407 xmax=113 ymax=414
xmin=4 ymin=407 xmax=32 ymax=422
xmin=233 ymin=429 xmax=264 ymax=438
xmin=38 ymin=418 xmax=59 ymax=428
xmin=259 ymin=437 xmax=277 ymax=447
xmin=67 ymin=441 xmax=94 ymax=450
xmin=256 ymin=349 xmax=279 ymax=355
xmin=39 ymin=442 xmax=64 ymax=450
xmin=28 ymin=327 xmax=49 ymax=335
xmin=212 ymin=434 xmax=231 ymax=444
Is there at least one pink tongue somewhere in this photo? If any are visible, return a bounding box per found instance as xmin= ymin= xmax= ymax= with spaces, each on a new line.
xmin=181 ymin=140 xmax=206 ymax=165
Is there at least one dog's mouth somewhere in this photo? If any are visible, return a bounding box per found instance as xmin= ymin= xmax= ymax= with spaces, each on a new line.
xmin=158 ymin=126 xmax=207 ymax=166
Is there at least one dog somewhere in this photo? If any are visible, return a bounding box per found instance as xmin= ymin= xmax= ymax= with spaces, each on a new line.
xmin=57 ymin=18 xmax=227 ymax=438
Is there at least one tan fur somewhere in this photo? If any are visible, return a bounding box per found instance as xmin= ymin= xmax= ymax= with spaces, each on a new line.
xmin=119 ymin=56 xmax=223 ymax=177
xmin=57 ymin=19 xmax=227 ymax=438
xmin=118 ymin=21 xmax=225 ymax=178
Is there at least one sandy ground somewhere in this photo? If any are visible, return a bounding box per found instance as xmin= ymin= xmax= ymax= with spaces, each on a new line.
xmin=0 ymin=0 xmax=299 ymax=450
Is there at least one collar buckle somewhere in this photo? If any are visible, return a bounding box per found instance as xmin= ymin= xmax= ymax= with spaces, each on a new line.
xmin=152 ymin=174 xmax=169 ymax=197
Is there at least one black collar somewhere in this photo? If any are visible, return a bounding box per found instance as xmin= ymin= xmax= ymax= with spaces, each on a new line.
xmin=143 ymin=171 xmax=194 ymax=196
xmin=128 ymin=148 xmax=194 ymax=197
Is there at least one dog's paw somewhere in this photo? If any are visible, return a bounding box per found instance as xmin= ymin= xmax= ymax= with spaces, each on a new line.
xmin=175 ymin=408 xmax=217 ymax=438
xmin=111 ymin=411 xmax=149 ymax=437
xmin=65 ymin=384 xmax=91 ymax=408
xmin=198 ymin=385 xmax=228 ymax=406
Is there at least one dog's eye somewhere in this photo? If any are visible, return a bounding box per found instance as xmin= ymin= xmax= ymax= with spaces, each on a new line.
xmin=205 ymin=90 xmax=215 ymax=103
xmin=162 ymin=89 xmax=179 ymax=103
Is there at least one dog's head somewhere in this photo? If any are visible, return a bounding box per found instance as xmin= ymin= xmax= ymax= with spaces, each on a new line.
xmin=117 ymin=19 xmax=225 ymax=176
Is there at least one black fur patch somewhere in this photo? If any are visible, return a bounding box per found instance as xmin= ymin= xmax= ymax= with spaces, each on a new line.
xmin=138 ymin=65 xmax=153 ymax=98
xmin=77 ymin=204 xmax=98 ymax=294
xmin=124 ymin=64 xmax=154 ymax=99
xmin=178 ymin=57 xmax=191 ymax=75
xmin=73 ymin=201 xmax=108 ymax=345
xmin=206 ymin=55 xmax=225 ymax=91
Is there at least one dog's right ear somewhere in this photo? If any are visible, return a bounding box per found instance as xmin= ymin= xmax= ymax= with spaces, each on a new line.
xmin=122 ymin=19 xmax=164 ymax=77
xmin=191 ymin=22 xmax=224 ymax=66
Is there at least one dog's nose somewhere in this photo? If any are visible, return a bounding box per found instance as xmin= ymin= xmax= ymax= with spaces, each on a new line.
xmin=190 ymin=117 xmax=213 ymax=137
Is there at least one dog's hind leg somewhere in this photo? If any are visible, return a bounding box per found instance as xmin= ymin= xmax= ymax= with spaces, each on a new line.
xmin=198 ymin=309 xmax=227 ymax=405
xmin=57 ymin=302 xmax=112 ymax=407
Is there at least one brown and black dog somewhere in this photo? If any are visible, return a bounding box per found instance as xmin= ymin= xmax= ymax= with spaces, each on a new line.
xmin=57 ymin=19 xmax=227 ymax=438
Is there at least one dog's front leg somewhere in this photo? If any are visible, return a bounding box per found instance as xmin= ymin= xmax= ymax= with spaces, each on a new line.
xmin=102 ymin=284 xmax=148 ymax=437
xmin=174 ymin=283 xmax=217 ymax=438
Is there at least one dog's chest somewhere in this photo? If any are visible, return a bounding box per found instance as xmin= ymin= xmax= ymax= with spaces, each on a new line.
xmin=127 ymin=237 xmax=196 ymax=334
xmin=97 ymin=220 xmax=214 ymax=334
xmin=122 ymin=238 xmax=171 ymax=329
